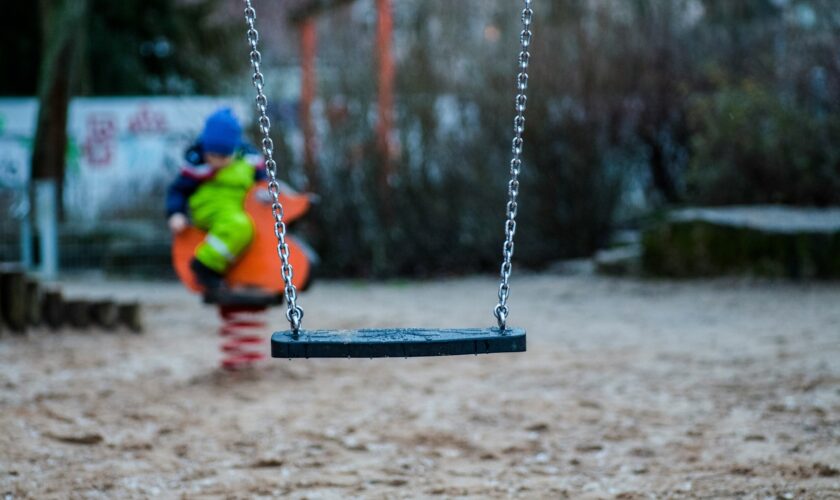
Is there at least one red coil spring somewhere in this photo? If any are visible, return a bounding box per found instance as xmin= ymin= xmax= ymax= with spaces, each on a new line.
xmin=218 ymin=305 xmax=268 ymax=370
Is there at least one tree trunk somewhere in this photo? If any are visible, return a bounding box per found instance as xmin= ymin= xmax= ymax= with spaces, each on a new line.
xmin=644 ymin=134 xmax=681 ymax=204
xmin=30 ymin=0 xmax=89 ymax=201
xmin=29 ymin=0 xmax=88 ymax=278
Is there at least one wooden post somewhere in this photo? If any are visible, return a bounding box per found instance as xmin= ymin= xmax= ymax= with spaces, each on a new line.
xmin=299 ymin=17 xmax=319 ymax=192
xmin=0 ymin=264 xmax=29 ymax=333
xmin=90 ymin=301 xmax=119 ymax=330
xmin=42 ymin=288 xmax=63 ymax=330
xmin=117 ymin=303 xmax=143 ymax=333
xmin=25 ymin=278 xmax=42 ymax=326
xmin=64 ymin=299 xmax=91 ymax=329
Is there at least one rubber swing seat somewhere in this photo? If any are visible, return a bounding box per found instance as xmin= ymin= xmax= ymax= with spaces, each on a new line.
xmin=271 ymin=327 xmax=526 ymax=358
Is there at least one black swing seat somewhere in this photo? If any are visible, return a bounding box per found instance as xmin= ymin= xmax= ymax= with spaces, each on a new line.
xmin=271 ymin=327 xmax=526 ymax=358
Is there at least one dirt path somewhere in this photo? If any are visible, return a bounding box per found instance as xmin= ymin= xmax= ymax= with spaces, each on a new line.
xmin=1 ymin=274 xmax=839 ymax=499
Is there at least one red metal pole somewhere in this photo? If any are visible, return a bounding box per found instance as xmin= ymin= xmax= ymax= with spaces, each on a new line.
xmin=299 ymin=18 xmax=318 ymax=191
xmin=375 ymin=0 xmax=395 ymax=178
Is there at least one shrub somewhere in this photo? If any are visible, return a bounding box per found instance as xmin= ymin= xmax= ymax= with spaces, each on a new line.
xmin=686 ymin=83 xmax=840 ymax=206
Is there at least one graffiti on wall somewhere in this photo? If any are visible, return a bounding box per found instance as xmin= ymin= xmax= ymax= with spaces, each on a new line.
xmin=0 ymin=97 xmax=250 ymax=221
xmin=83 ymin=113 xmax=118 ymax=167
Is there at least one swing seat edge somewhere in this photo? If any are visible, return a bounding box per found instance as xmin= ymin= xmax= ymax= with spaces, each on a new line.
xmin=271 ymin=327 xmax=526 ymax=358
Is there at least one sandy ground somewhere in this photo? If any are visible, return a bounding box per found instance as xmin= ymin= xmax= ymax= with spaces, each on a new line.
xmin=0 ymin=273 xmax=839 ymax=499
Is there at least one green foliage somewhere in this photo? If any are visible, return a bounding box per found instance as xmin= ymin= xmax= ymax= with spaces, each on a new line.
xmin=0 ymin=0 xmax=243 ymax=96
xmin=299 ymin=1 xmax=631 ymax=277
xmin=519 ymin=115 xmax=627 ymax=265
xmin=0 ymin=2 xmax=40 ymax=95
xmin=84 ymin=0 xmax=243 ymax=95
xmin=687 ymin=84 xmax=840 ymax=205
xmin=306 ymin=103 xmax=628 ymax=276
xmin=312 ymin=152 xmax=502 ymax=277
xmin=305 ymin=93 xmax=507 ymax=277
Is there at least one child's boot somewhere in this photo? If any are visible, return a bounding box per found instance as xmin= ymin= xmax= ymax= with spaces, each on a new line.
xmin=190 ymin=257 xmax=281 ymax=307
xmin=190 ymin=258 xmax=224 ymax=302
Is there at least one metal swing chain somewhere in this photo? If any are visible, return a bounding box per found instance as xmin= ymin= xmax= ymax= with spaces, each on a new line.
xmin=244 ymin=0 xmax=530 ymax=333
xmin=494 ymin=0 xmax=533 ymax=331
xmin=244 ymin=1 xmax=304 ymax=333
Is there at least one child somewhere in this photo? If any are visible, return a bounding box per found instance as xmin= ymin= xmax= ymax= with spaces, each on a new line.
xmin=166 ymin=108 xmax=266 ymax=299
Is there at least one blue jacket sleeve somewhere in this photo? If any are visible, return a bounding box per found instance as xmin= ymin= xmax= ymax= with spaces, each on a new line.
xmin=240 ymin=143 xmax=268 ymax=182
xmin=166 ymin=174 xmax=200 ymax=217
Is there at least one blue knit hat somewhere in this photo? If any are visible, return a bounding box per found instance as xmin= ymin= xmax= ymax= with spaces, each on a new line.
xmin=199 ymin=108 xmax=242 ymax=156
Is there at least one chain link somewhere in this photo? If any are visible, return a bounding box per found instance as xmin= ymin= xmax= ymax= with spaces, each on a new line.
xmin=494 ymin=0 xmax=533 ymax=331
xmin=244 ymin=1 xmax=303 ymax=333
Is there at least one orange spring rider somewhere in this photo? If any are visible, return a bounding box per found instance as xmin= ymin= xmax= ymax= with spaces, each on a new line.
xmin=171 ymin=182 xmax=313 ymax=369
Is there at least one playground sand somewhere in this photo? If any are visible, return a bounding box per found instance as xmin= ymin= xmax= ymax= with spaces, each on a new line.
xmin=1 ymin=274 xmax=838 ymax=498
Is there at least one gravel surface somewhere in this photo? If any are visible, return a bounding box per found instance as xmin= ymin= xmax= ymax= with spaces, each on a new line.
xmin=1 ymin=274 xmax=839 ymax=499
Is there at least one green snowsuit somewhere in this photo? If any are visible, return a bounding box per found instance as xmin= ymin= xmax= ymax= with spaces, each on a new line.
xmin=188 ymin=159 xmax=257 ymax=273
